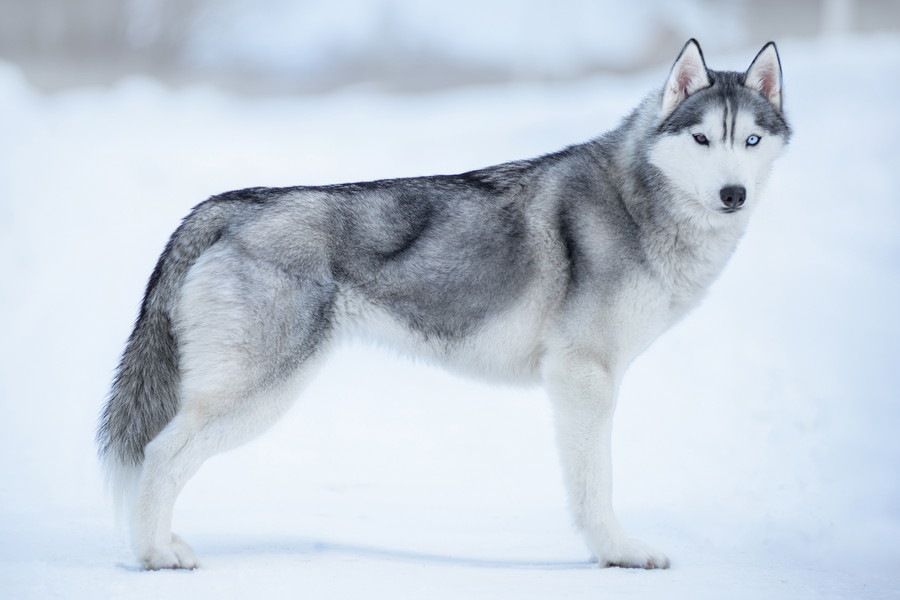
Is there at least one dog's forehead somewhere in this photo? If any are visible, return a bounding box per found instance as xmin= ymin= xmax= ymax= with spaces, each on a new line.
xmin=697 ymin=103 xmax=758 ymax=131
xmin=698 ymin=107 xmax=726 ymax=132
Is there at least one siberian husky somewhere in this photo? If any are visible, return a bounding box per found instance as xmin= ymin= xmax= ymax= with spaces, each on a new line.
xmin=98 ymin=39 xmax=791 ymax=570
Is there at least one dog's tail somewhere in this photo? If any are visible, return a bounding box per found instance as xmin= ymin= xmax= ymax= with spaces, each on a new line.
xmin=96 ymin=194 xmax=239 ymax=514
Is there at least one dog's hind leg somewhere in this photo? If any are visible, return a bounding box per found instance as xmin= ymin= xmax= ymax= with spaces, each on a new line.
xmin=131 ymin=245 xmax=335 ymax=570
xmin=131 ymin=370 xmax=321 ymax=569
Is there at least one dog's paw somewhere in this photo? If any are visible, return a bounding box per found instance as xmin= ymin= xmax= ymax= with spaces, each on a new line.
xmin=592 ymin=538 xmax=670 ymax=570
xmin=139 ymin=533 xmax=199 ymax=570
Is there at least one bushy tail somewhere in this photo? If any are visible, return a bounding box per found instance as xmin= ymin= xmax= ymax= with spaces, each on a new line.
xmin=96 ymin=196 xmax=236 ymax=511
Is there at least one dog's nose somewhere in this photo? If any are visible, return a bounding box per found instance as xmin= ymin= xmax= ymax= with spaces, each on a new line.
xmin=720 ymin=185 xmax=746 ymax=210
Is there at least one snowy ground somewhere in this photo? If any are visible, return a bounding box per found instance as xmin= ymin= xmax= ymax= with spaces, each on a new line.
xmin=1 ymin=35 xmax=899 ymax=599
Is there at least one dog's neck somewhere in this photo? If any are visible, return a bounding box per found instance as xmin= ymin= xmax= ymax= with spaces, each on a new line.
xmin=642 ymin=207 xmax=747 ymax=311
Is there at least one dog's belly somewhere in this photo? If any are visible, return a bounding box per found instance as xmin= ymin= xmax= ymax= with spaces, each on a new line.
xmin=334 ymin=281 xmax=555 ymax=385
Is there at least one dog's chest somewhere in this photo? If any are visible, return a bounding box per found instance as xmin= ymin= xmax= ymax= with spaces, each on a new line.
xmin=600 ymin=256 xmax=720 ymax=366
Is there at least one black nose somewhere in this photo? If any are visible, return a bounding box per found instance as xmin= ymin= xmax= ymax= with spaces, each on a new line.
xmin=720 ymin=185 xmax=746 ymax=210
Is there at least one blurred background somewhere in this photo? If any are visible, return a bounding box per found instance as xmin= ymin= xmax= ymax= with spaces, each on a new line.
xmin=1 ymin=0 xmax=899 ymax=95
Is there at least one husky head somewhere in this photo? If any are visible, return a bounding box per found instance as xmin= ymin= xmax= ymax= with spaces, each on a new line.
xmin=648 ymin=40 xmax=792 ymax=223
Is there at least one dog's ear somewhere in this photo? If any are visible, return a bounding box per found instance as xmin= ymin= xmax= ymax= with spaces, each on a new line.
xmin=661 ymin=39 xmax=711 ymax=117
xmin=745 ymin=42 xmax=783 ymax=111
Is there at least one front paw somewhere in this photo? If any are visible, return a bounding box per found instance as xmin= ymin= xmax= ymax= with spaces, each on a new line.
xmin=137 ymin=533 xmax=199 ymax=570
xmin=591 ymin=537 xmax=670 ymax=569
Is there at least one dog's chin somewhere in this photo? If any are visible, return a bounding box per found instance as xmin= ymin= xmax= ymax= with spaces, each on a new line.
xmin=689 ymin=201 xmax=741 ymax=218
xmin=688 ymin=202 xmax=749 ymax=225
xmin=718 ymin=206 xmax=743 ymax=214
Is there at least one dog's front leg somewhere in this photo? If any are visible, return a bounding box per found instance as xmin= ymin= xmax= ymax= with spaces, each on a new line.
xmin=545 ymin=354 xmax=670 ymax=569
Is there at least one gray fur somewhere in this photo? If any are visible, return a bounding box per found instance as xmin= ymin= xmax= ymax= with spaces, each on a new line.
xmin=98 ymin=199 xmax=235 ymax=467
xmin=98 ymin=40 xmax=791 ymax=570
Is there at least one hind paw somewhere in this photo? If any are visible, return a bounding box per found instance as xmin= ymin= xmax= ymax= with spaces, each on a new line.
xmin=139 ymin=534 xmax=199 ymax=570
xmin=592 ymin=538 xmax=670 ymax=570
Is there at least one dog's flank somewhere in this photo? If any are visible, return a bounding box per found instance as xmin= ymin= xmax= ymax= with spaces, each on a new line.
xmin=98 ymin=39 xmax=790 ymax=570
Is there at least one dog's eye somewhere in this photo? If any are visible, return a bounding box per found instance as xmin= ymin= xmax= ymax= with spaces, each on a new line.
xmin=746 ymin=134 xmax=761 ymax=146
xmin=692 ymin=133 xmax=709 ymax=146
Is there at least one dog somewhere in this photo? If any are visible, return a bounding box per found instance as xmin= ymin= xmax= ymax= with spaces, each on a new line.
xmin=98 ymin=39 xmax=791 ymax=570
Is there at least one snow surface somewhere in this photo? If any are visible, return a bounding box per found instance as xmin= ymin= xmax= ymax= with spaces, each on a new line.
xmin=1 ymin=34 xmax=899 ymax=599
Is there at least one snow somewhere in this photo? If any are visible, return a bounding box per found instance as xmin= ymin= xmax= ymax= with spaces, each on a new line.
xmin=1 ymin=34 xmax=899 ymax=599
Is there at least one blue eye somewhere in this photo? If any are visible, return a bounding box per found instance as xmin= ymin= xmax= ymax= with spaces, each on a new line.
xmin=692 ymin=133 xmax=709 ymax=146
xmin=746 ymin=135 xmax=761 ymax=146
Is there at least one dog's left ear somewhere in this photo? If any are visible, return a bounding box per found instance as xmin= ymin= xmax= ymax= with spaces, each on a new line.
xmin=745 ymin=42 xmax=783 ymax=111
xmin=661 ymin=39 xmax=711 ymax=117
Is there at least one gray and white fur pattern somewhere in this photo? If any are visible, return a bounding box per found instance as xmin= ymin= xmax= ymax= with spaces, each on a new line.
xmin=98 ymin=39 xmax=791 ymax=570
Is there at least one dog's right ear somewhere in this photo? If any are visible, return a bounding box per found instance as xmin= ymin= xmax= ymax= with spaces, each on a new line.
xmin=661 ymin=39 xmax=711 ymax=117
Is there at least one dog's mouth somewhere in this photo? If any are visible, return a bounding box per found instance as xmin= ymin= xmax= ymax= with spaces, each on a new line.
xmin=718 ymin=206 xmax=743 ymax=214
